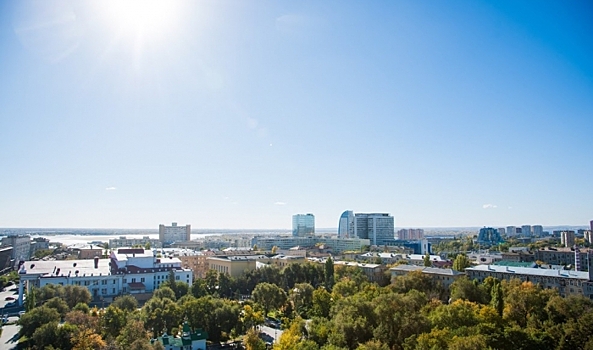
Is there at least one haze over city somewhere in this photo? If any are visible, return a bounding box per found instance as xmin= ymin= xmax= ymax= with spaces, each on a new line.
xmin=0 ymin=1 xmax=592 ymax=229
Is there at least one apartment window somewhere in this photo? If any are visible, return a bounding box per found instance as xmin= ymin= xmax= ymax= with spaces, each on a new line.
xmin=141 ymin=278 xmax=145 ymax=282
xmin=102 ymin=280 xmax=107 ymax=285
xmin=113 ymin=280 xmax=116 ymax=284
xmin=101 ymin=288 xmax=107 ymax=294
xmin=132 ymin=278 xmax=136 ymax=283
xmin=176 ymin=276 xmax=180 ymax=280
xmin=123 ymin=279 xmax=127 ymax=283
xmin=84 ymin=281 xmax=90 ymax=286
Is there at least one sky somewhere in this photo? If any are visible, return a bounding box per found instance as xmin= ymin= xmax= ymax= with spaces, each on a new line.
xmin=0 ymin=0 xmax=592 ymax=229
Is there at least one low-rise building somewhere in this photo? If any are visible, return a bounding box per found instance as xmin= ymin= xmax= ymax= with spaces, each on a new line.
xmin=466 ymin=264 xmax=593 ymax=298
xmin=535 ymin=247 xmax=589 ymax=271
xmin=17 ymin=248 xmax=193 ymax=306
xmin=151 ymin=322 xmax=207 ymax=350
xmin=1 ymin=235 xmax=31 ymax=262
xmin=390 ymin=265 xmax=464 ymax=289
xmin=251 ymin=236 xmax=370 ymax=254
xmin=109 ymin=236 xmax=162 ymax=249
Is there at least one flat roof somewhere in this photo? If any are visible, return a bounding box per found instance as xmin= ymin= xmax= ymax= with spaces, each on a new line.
xmin=390 ymin=265 xmax=462 ymax=276
xmin=466 ymin=264 xmax=590 ymax=280
xmin=19 ymin=259 xmax=111 ymax=277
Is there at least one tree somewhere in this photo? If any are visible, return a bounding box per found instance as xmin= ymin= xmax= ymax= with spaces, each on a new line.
xmin=191 ymin=278 xmax=208 ymax=298
xmin=491 ymin=281 xmax=504 ymax=317
xmin=252 ymin=282 xmax=287 ymax=316
xmin=290 ymin=283 xmax=315 ymax=318
xmin=44 ymin=297 xmax=71 ymax=317
xmin=142 ymin=297 xmax=182 ymax=337
xmin=72 ymin=329 xmax=106 ymax=350
xmin=325 ymin=257 xmax=335 ymax=291
xmin=244 ymin=327 xmax=266 ymax=350
xmin=242 ymin=304 xmax=264 ymax=330
xmin=18 ymin=305 xmax=61 ymax=338
xmin=423 ymin=252 xmax=431 ymax=267
xmin=64 ymin=285 xmax=92 ymax=308
xmin=101 ymin=305 xmax=127 ymax=340
xmin=452 ymin=254 xmax=471 ymax=272
xmin=25 ymin=287 xmax=37 ymax=311
xmin=449 ymin=277 xmax=487 ymax=304
xmin=116 ymin=319 xmax=150 ymax=349
xmin=311 ymin=287 xmax=332 ymax=318
xmin=111 ymin=294 xmax=138 ymax=312
xmin=153 ymin=286 xmax=176 ymax=301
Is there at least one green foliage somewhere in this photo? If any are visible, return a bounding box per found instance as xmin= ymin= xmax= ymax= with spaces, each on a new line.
xmin=423 ymin=253 xmax=431 ymax=267
xmin=111 ymin=294 xmax=139 ymax=311
xmin=325 ymin=256 xmax=335 ymax=291
xmin=18 ymin=305 xmax=61 ymax=338
xmin=252 ymin=282 xmax=287 ymax=315
xmin=44 ymin=296 xmax=71 ymax=316
xmin=452 ymin=254 xmax=471 ymax=272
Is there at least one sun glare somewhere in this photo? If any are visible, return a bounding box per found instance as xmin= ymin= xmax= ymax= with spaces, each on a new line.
xmin=100 ymin=0 xmax=183 ymax=38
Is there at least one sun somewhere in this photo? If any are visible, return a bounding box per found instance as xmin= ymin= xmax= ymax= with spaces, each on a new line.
xmin=98 ymin=0 xmax=184 ymax=39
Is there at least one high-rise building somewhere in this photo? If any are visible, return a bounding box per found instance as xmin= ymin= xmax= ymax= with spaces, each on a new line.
xmin=506 ymin=226 xmax=516 ymax=237
xmin=292 ymin=214 xmax=315 ymax=237
xmin=532 ymin=225 xmax=543 ymax=238
xmin=477 ymin=227 xmax=502 ymax=244
xmin=159 ymin=222 xmax=191 ymax=244
xmin=590 ymin=220 xmax=593 ymax=232
xmin=1 ymin=235 xmax=31 ymax=262
xmin=354 ymin=213 xmax=394 ymax=246
xmin=561 ymin=231 xmax=576 ymax=248
xmin=397 ymin=229 xmax=424 ymax=240
xmin=521 ymin=225 xmax=532 ymax=238
xmin=338 ymin=211 xmax=355 ymax=238
xmin=498 ymin=227 xmax=506 ymax=236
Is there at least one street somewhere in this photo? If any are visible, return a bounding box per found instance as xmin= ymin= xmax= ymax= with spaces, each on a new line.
xmin=259 ymin=325 xmax=283 ymax=344
xmin=0 ymin=317 xmax=20 ymax=350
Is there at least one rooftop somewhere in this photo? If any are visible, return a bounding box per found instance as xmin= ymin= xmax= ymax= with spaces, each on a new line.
xmin=466 ymin=264 xmax=591 ymax=280
xmin=390 ymin=265 xmax=462 ymax=276
xmin=18 ymin=259 xmax=111 ymax=277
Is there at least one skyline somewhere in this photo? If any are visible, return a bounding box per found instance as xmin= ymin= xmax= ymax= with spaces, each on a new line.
xmin=1 ymin=1 xmax=592 ymax=229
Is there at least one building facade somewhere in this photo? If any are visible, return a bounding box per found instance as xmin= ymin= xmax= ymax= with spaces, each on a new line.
xmin=390 ymin=265 xmax=464 ymax=289
xmin=561 ymin=231 xmax=576 ymax=248
xmin=521 ymin=225 xmax=532 ymax=238
xmin=506 ymin=226 xmax=516 ymax=237
xmin=354 ymin=213 xmax=394 ymax=246
xmin=466 ymin=264 xmax=593 ymax=298
xmin=110 ymin=236 xmax=163 ymax=249
xmin=159 ymin=223 xmax=191 ymax=244
xmin=532 ymin=225 xmax=544 ymax=238
xmin=251 ymin=236 xmax=370 ymax=253
xmin=338 ymin=210 xmax=355 ymax=238
xmin=1 ymin=235 xmax=31 ymax=262
xmin=16 ymin=248 xmax=193 ymax=306
xmin=292 ymin=214 xmax=315 ymax=237
xmin=477 ymin=227 xmax=502 ymax=245
xmin=397 ymin=229 xmax=424 ymax=240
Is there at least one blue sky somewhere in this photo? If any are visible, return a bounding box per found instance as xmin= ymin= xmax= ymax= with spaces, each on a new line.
xmin=0 ymin=0 xmax=592 ymax=229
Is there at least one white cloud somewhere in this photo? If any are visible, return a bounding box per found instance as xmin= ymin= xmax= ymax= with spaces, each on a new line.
xmin=274 ymin=201 xmax=286 ymax=206
xmin=105 ymin=186 xmax=117 ymax=191
xmin=482 ymin=204 xmax=497 ymax=209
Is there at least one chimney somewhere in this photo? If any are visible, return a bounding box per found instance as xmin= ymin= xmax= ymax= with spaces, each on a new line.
xmin=94 ymin=256 xmax=99 ymax=269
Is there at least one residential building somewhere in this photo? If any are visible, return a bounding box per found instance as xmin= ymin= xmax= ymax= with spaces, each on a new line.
xmin=561 ymin=231 xmax=576 ymax=248
xmin=338 ymin=210 xmax=355 ymax=238
xmin=397 ymin=228 xmax=424 ymax=240
xmin=0 ymin=247 xmax=13 ymax=271
xmin=585 ymin=231 xmax=593 ymax=244
xmin=70 ymin=245 xmax=104 ymax=259
xmin=292 ymin=214 xmax=315 ymax=237
xmin=535 ymin=247 xmax=590 ymax=271
xmin=16 ymin=248 xmax=193 ymax=306
xmin=521 ymin=225 xmax=532 ymax=238
xmin=466 ymin=264 xmax=593 ymax=298
xmin=477 ymin=227 xmax=502 ymax=245
xmin=206 ymin=256 xmax=259 ymax=277
xmin=390 ymin=265 xmax=464 ymax=289
xmin=109 ymin=236 xmax=162 ymax=249
xmin=506 ymin=226 xmax=516 ymax=237
xmin=1 ymin=235 xmax=31 ymax=262
xmin=251 ymin=236 xmax=370 ymax=253
xmin=30 ymin=237 xmax=50 ymax=257
xmin=159 ymin=223 xmax=191 ymax=244
xmin=354 ymin=213 xmax=394 ymax=246
xmin=533 ymin=225 xmax=544 ymax=238
xmin=498 ymin=227 xmax=506 ymax=236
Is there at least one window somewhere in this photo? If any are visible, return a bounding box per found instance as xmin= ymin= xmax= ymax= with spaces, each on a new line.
xmin=101 ymin=288 xmax=107 ymax=294
xmin=123 ymin=279 xmax=127 ymax=283
xmin=102 ymin=280 xmax=107 ymax=285
xmin=141 ymin=278 xmax=145 ymax=282
xmin=176 ymin=276 xmax=180 ymax=280
xmin=132 ymin=278 xmax=136 ymax=283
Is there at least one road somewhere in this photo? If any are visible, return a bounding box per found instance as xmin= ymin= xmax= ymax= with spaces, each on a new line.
xmin=0 ymin=317 xmax=20 ymax=350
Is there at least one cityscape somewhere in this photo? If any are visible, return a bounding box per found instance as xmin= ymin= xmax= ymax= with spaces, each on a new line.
xmin=1 ymin=0 xmax=593 ymax=349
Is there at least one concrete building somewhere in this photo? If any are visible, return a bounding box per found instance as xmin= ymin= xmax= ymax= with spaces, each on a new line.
xmin=397 ymin=229 xmax=424 ymax=240
xmin=251 ymin=236 xmax=370 ymax=253
xmin=0 ymin=247 xmax=13 ymax=272
xmin=206 ymin=255 xmax=259 ymax=277
xmin=506 ymin=226 xmax=516 ymax=237
xmin=30 ymin=237 xmax=50 ymax=257
xmin=159 ymin=223 xmax=191 ymax=244
xmin=70 ymin=245 xmax=104 ymax=259
xmin=109 ymin=236 xmax=162 ymax=249
xmin=466 ymin=264 xmax=593 ymax=298
xmin=16 ymin=248 xmax=193 ymax=306
xmin=477 ymin=227 xmax=502 ymax=245
xmin=561 ymin=231 xmax=576 ymax=248
xmin=354 ymin=213 xmax=394 ymax=246
xmin=338 ymin=210 xmax=355 ymax=238
xmin=533 ymin=225 xmax=544 ymax=238
xmin=535 ymin=247 xmax=590 ymax=271
xmin=585 ymin=231 xmax=593 ymax=245
xmin=1 ymin=235 xmax=31 ymax=262
xmin=292 ymin=214 xmax=315 ymax=237
xmin=498 ymin=227 xmax=506 ymax=236
xmin=390 ymin=265 xmax=464 ymax=289
xmin=521 ymin=225 xmax=532 ymax=238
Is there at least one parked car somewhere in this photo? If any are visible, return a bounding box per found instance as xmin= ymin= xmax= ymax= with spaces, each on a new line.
xmin=4 ymin=296 xmax=15 ymax=301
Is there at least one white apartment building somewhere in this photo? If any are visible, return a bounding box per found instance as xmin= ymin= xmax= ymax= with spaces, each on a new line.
xmin=1 ymin=235 xmax=31 ymax=262
xmin=159 ymin=223 xmax=191 ymax=244
xmin=17 ymin=248 xmax=193 ymax=306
